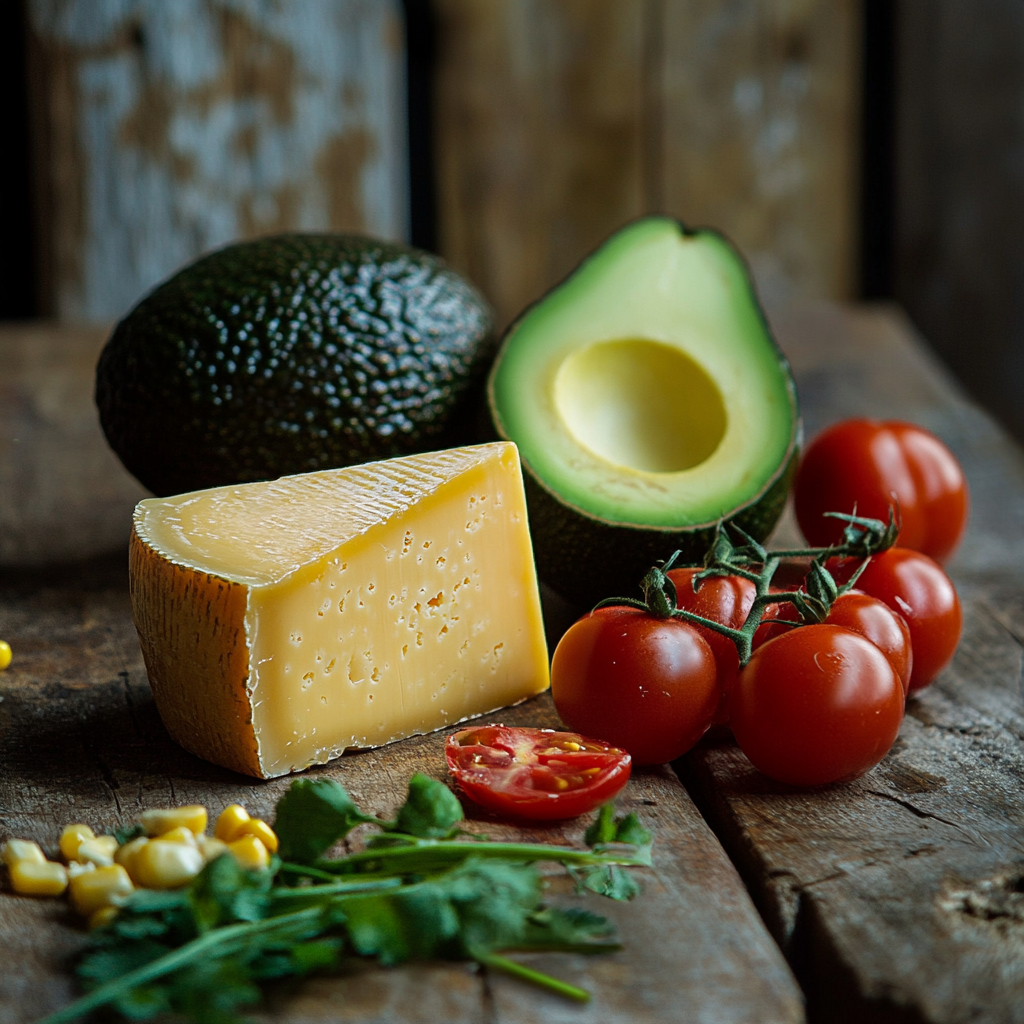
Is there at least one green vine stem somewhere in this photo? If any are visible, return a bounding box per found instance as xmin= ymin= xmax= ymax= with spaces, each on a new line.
xmin=593 ymin=509 xmax=897 ymax=668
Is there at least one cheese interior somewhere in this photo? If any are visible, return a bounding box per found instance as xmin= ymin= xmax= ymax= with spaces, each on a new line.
xmin=133 ymin=443 xmax=549 ymax=777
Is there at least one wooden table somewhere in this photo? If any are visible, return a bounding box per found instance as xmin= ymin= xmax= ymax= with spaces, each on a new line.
xmin=2 ymin=303 xmax=1023 ymax=1023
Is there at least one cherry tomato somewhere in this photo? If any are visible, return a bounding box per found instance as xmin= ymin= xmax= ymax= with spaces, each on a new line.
xmin=731 ymin=625 xmax=904 ymax=787
xmin=551 ymin=605 xmax=718 ymax=765
xmin=794 ymin=418 xmax=969 ymax=563
xmin=445 ymin=725 xmax=631 ymax=821
xmin=667 ymin=567 xmax=755 ymax=724
xmin=752 ymin=590 xmax=801 ymax=650
xmin=851 ymin=547 xmax=962 ymax=692
xmin=825 ymin=590 xmax=913 ymax=697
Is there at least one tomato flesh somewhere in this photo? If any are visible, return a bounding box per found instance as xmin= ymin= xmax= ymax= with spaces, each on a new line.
xmin=445 ymin=725 xmax=631 ymax=820
xmin=731 ymin=625 xmax=905 ymax=787
xmin=794 ymin=418 xmax=968 ymax=563
xmin=551 ymin=605 xmax=719 ymax=766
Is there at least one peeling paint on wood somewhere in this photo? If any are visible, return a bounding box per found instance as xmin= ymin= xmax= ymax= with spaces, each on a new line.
xmin=28 ymin=0 xmax=408 ymax=324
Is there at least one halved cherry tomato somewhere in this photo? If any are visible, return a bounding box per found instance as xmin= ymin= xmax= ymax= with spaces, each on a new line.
xmin=731 ymin=625 xmax=904 ymax=787
xmin=851 ymin=547 xmax=962 ymax=692
xmin=445 ymin=725 xmax=631 ymax=820
xmin=551 ymin=605 xmax=718 ymax=765
xmin=794 ymin=418 xmax=969 ymax=563
xmin=667 ymin=567 xmax=755 ymax=724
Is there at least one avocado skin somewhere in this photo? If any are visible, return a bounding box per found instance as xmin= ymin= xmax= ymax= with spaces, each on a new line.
xmin=96 ymin=234 xmax=495 ymax=497
xmin=522 ymin=446 xmax=798 ymax=608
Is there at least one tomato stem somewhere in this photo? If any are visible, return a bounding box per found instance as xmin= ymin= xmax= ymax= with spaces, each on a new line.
xmin=594 ymin=509 xmax=900 ymax=668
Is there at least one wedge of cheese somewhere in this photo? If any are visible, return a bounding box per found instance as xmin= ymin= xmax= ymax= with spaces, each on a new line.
xmin=130 ymin=442 xmax=549 ymax=778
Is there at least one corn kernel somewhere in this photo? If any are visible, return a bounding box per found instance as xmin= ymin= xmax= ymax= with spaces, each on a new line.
xmin=59 ymin=824 xmax=95 ymax=862
xmin=140 ymin=805 xmax=207 ymax=837
xmin=133 ymin=841 xmax=204 ymax=889
xmin=196 ymin=835 xmax=229 ymax=862
xmin=88 ymin=906 xmax=119 ymax=930
xmin=69 ymin=864 xmax=134 ymax=915
xmin=238 ymin=818 xmax=278 ymax=854
xmin=0 ymin=640 xmax=11 ymax=671
xmin=9 ymin=860 xmax=68 ymax=896
xmin=67 ymin=860 xmax=96 ymax=878
xmin=114 ymin=836 xmax=149 ymax=882
xmin=214 ymin=804 xmax=250 ymax=842
xmin=77 ymin=835 xmax=119 ymax=867
xmin=228 ymin=835 xmax=269 ymax=871
xmin=152 ymin=826 xmax=198 ymax=848
xmin=2 ymin=839 xmax=47 ymax=867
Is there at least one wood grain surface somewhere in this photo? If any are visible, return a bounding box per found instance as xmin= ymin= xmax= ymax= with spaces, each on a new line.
xmin=679 ymin=301 xmax=1024 ymax=1023
xmin=0 ymin=566 xmax=800 ymax=1022
xmin=3 ymin=303 xmax=1024 ymax=1022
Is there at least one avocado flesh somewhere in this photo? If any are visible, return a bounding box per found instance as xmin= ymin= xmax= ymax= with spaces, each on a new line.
xmin=489 ymin=217 xmax=799 ymax=603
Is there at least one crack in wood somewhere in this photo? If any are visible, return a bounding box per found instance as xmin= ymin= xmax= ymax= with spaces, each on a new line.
xmin=863 ymin=789 xmax=990 ymax=846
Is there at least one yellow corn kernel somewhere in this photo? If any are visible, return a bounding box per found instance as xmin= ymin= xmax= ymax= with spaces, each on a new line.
xmin=133 ymin=841 xmax=204 ymax=889
xmin=140 ymin=805 xmax=207 ymax=837
xmin=196 ymin=835 xmax=229 ymax=862
xmin=152 ymin=826 xmax=199 ymax=849
xmin=69 ymin=864 xmax=134 ymax=915
xmin=238 ymin=818 xmax=278 ymax=854
xmin=77 ymin=835 xmax=119 ymax=867
xmin=67 ymin=860 xmax=96 ymax=879
xmin=214 ymin=804 xmax=250 ymax=842
xmin=228 ymin=835 xmax=269 ymax=871
xmin=2 ymin=839 xmax=47 ymax=867
xmin=9 ymin=860 xmax=68 ymax=896
xmin=114 ymin=836 xmax=149 ymax=882
xmin=59 ymin=824 xmax=96 ymax=862
xmin=0 ymin=640 xmax=11 ymax=671
xmin=88 ymin=906 xmax=119 ymax=930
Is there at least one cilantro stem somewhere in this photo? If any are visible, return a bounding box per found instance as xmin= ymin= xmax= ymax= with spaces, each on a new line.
xmin=35 ymin=907 xmax=322 ymax=1024
xmin=477 ymin=952 xmax=591 ymax=1002
xmin=318 ymin=841 xmax=646 ymax=876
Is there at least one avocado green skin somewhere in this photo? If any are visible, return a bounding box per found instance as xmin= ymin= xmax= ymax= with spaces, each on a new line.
xmin=487 ymin=216 xmax=800 ymax=608
xmin=96 ymin=234 xmax=495 ymax=496
xmin=522 ymin=445 xmax=798 ymax=608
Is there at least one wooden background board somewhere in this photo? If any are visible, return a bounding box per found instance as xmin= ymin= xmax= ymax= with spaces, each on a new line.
xmin=26 ymin=0 xmax=407 ymax=323
xmin=434 ymin=0 xmax=860 ymax=329
xmin=4 ymin=302 xmax=1024 ymax=1022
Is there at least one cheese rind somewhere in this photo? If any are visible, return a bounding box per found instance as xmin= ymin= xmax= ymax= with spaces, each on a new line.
xmin=130 ymin=442 xmax=549 ymax=778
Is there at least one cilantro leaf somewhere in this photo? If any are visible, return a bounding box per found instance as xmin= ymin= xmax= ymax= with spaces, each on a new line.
xmin=273 ymin=778 xmax=375 ymax=864
xmin=584 ymin=804 xmax=617 ymax=846
xmin=188 ymin=854 xmax=272 ymax=932
xmin=585 ymin=806 xmax=651 ymax=849
xmin=390 ymin=772 xmax=464 ymax=838
xmin=570 ymin=863 xmax=642 ymax=901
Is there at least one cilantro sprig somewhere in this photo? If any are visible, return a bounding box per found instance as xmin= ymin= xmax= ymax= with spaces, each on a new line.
xmin=38 ymin=772 xmax=651 ymax=1023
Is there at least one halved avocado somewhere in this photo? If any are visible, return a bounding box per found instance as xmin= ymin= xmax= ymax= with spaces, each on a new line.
xmin=487 ymin=217 xmax=800 ymax=606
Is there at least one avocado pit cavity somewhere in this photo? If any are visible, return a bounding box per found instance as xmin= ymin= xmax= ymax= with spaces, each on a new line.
xmin=553 ymin=338 xmax=727 ymax=474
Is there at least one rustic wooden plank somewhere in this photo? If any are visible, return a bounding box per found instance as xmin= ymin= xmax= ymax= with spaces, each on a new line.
xmin=0 ymin=558 xmax=803 ymax=1023
xmin=26 ymin=0 xmax=407 ymax=323
xmin=433 ymin=1 xmax=860 ymax=329
xmin=0 ymin=322 xmax=147 ymax=566
xmin=676 ymin=302 xmax=1024 ymax=1023
xmin=658 ymin=2 xmax=861 ymax=305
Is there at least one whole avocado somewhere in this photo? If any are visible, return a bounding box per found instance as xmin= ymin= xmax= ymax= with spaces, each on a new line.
xmin=96 ymin=234 xmax=495 ymax=497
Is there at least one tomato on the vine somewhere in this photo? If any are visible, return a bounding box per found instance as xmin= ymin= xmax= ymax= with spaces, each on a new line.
xmin=445 ymin=725 xmax=631 ymax=821
xmin=551 ymin=605 xmax=718 ymax=765
xmin=825 ymin=590 xmax=913 ymax=696
xmin=850 ymin=547 xmax=961 ymax=692
xmin=667 ymin=567 xmax=755 ymax=724
xmin=731 ymin=625 xmax=904 ymax=787
xmin=794 ymin=418 xmax=968 ymax=563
